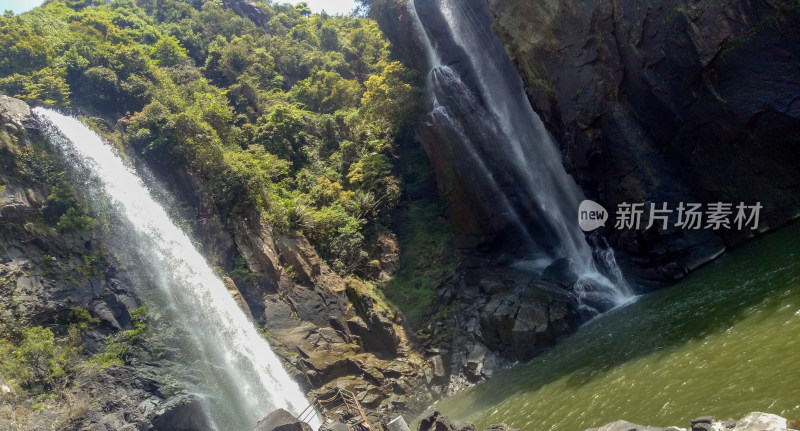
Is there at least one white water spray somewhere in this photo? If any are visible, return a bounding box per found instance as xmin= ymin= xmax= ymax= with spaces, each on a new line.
xmin=408 ymin=0 xmax=633 ymax=307
xmin=34 ymin=108 xmax=320 ymax=430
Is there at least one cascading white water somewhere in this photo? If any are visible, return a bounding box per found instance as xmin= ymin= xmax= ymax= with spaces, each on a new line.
xmin=34 ymin=108 xmax=320 ymax=430
xmin=408 ymin=0 xmax=633 ymax=306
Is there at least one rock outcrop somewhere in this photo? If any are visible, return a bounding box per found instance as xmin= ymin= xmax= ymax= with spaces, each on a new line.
xmin=252 ymin=409 xmax=313 ymax=431
xmin=414 ymin=262 xmax=588 ymax=395
xmin=0 ymin=96 xmax=191 ymax=430
xmin=484 ymin=0 xmax=800 ymax=285
xmin=417 ymin=410 xmax=519 ymax=431
xmin=375 ymin=0 xmax=800 ymax=287
xmin=415 ymin=411 xmax=800 ymax=431
xmin=586 ymin=412 xmax=800 ymax=431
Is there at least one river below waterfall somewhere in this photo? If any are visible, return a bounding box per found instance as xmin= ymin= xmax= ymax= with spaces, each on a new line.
xmin=430 ymin=222 xmax=800 ymax=430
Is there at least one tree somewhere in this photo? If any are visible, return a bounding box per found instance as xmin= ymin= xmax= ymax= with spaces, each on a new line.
xmin=361 ymin=61 xmax=417 ymax=124
xmin=151 ymin=34 xmax=189 ymax=67
xmin=290 ymin=69 xmax=362 ymax=113
xmin=0 ymin=17 xmax=51 ymax=76
xmin=13 ymin=327 xmax=57 ymax=390
xmin=19 ymin=67 xmax=71 ymax=107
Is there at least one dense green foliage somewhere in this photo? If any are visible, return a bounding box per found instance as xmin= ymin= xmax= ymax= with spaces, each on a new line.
xmin=0 ymin=0 xmax=420 ymax=275
xmin=385 ymin=200 xmax=456 ymax=318
xmin=0 ymin=307 xmax=98 ymax=396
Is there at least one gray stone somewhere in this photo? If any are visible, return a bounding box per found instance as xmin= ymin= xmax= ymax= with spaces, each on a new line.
xmin=252 ymin=408 xmax=313 ymax=431
xmin=149 ymin=394 xmax=217 ymax=431
xmin=541 ymin=258 xmax=579 ymax=288
xmin=0 ymin=95 xmax=32 ymax=128
xmin=584 ymin=420 xmax=684 ymax=431
xmin=485 ymin=425 xmax=520 ymax=431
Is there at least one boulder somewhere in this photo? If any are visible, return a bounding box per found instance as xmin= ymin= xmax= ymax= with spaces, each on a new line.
xmin=485 ymin=425 xmax=520 ymax=431
xmin=584 ymin=420 xmax=684 ymax=431
xmin=0 ymin=95 xmax=33 ymax=130
xmin=417 ymin=410 xmax=464 ymax=431
xmin=690 ymin=417 xmax=714 ymax=431
xmin=149 ymin=394 xmax=216 ymax=431
xmin=733 ymin=412 xmax=794 ymax=430
xmin=464 ymin=344 xmax=488 ymax=379
xmin=541 ymin=258 xmax=579 ymax=288
xmin=252 ymin=408 xmax=313 ymax=431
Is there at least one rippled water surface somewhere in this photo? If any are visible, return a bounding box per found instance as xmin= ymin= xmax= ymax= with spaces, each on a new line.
xmin=433 ymin=222 xmax=800 ymax=430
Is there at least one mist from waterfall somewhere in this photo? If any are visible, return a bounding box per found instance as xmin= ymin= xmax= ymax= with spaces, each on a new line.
xmin=34 ymin=108 xmax=320 ymax=430
xmin=408 ymin=0 xmax=633 ymax=306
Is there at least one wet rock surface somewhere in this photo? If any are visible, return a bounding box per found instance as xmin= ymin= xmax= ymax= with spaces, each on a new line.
xmin=484 ymin=0 xmax=800 ymax=286
xmin=252 ymin=409 xmax=313 ymax=431
xmin=413 ymin=259 xmax=589 ymax=395
xmin=417 ymin=410 xmax=520 ymax=431
xmin=0 ymin=96 xmax=198 ymax=430
xmin=586 ymin=412 xmax=800 ymax=431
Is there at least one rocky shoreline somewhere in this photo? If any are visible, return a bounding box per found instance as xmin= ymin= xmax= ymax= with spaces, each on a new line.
xmin=588 ymin=412 xmax=800 ymax=431
xmin=252 ymin=409 xmax=800 ymax=431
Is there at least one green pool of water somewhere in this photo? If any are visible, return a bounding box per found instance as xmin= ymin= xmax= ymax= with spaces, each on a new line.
xmin=433 ymin=222 xmax=800 ymax=430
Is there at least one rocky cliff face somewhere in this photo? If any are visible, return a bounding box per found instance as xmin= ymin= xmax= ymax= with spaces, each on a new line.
xmin=484 ymin=0 xmax=800 ymax=284
xmin=378 ymin=0 xmax=800 ymax=286
xmin=368 ymin=0 xmax=800 ymax=398
xmin=0 ymin=95 xmax=443 ymax=429
xmin=0 ymin=96 xmax=212 ymax=430
xmin=115 ymin=107 xmax=446 ymax=424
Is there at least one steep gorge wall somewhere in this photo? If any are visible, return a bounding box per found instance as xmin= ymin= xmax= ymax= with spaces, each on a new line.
xmin=0 ymin=95 xmax=442 ymax=428
xmin=483 ymin=0 xmax=800 ymax=284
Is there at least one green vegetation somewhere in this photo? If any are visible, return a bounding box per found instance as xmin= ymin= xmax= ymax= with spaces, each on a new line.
xmin=0 ymin=307 xmax=97 ymax=396
xmin=0 ymin=0 xmax=421 ymax=276
xmin=382 ymin=200 xmax=456 ymax=318
xmin=0 ymin=0 xmax=454 ymax=395
xmin=87 ymin=305 xmax=147 ymax=370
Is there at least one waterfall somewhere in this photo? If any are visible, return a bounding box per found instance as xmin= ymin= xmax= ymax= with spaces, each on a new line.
xmin=33 ymin=108 xmax=320 ymax=430
xmin=408 ymin=0 xmax=633 ymax=307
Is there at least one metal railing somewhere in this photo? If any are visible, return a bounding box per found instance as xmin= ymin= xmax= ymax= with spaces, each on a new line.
xmin=298 ymin=387 xmax=372 ymax=429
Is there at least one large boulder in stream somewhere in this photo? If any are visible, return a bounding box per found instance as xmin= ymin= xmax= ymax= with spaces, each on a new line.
xmin=417 ymin=411 xmax=520 ymax=431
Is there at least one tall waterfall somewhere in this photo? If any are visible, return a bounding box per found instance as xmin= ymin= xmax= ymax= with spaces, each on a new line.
xmin=409 ymin=0 xmax=632 ymax=306
xmin=34 ymin=108 xmax=320 ymax=430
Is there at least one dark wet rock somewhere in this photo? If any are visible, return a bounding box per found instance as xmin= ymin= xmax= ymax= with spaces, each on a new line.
xmin=690 ymin=416 xmax=715 ymax=431
xmin=541 ymin=258 xmax=579 ymax=288
xmin=484 ymin=0 xmax=800 ymax=285
xmin=475 ymin=275 xmax=581 ymax=363
xmin=252 ymin=408 xmax=313 ymax=431
xmin=416 ymin=411 xmax=521 ymax=431
xmin=149 ymin=394 xmax=216 ymax=431
xmin=417 ymin=410 xmax=462 ymax=431
xmin=485 ymin=425 xmax=520 ymax=431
